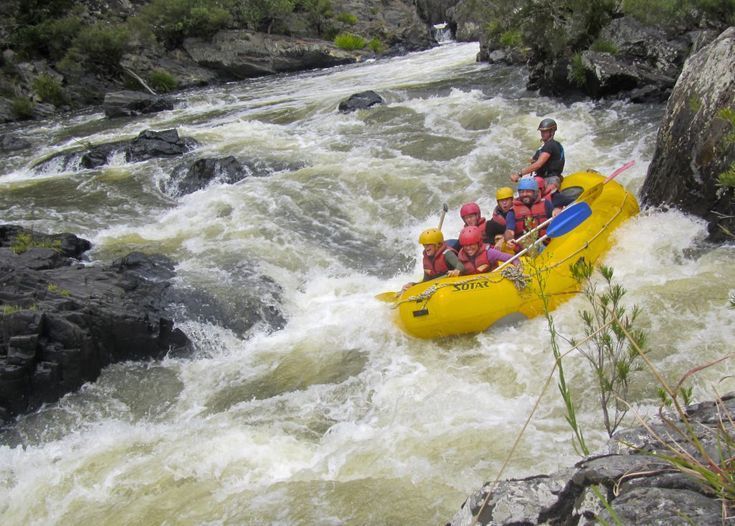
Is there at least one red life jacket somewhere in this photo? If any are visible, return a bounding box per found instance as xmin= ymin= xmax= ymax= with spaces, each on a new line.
xmin=423 ymin=243 xmax=457 ymax=278
xmin=458 ymin=244 xmax=493 ymax=275
xmin=511 ymin=197 xmax=549 ymax=237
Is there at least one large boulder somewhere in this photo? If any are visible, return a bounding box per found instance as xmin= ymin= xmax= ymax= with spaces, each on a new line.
xmin=183 ymin=30 xmax=360 ymax=79
xmin=640 ymin=26 xmax=735 ymax=241
xmin=0 ymin=226 xmax=191 ymax=423
xmin=103 ymin=90 xmax=175 ymax=119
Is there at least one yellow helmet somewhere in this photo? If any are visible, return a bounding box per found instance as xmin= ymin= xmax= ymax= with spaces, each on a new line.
xmin=418 ymin=228 xmax=443 ymax=245
xmin=496 ymin=186 xmax=514 ymax=200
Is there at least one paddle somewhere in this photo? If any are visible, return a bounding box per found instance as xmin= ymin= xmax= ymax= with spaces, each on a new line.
xmin=577 ymin=160 xmax=635 ymax=204
xmin=375 ymin=202 xmax=449 ymax=303
xmin=515 ymin=160 xmax=635 ymax=246
xmin=493 ymin=201 xmax=592 ymax=273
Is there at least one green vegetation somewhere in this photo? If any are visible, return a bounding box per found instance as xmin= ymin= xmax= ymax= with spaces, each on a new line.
xmin=149 ymin=69 xmax=178 ymax=93
xmin=499 ymin=30 xmax=522 ymax=48
xmin=72 ymin=24 xmax=130 ymax=72
xmin=570 ymin=261 xmax=647 ymax=437
xmin=10 ymin=231 xmax=62 ymax=255
xmin=334 ymin=32 xmax=366 ymax=51
xmin=590 ymin=39 xmax=618 ymax=54
xmin=623 ymin=0 xmax=735 ymax=26
xmin=11 ymin=97 xmax=34 ymax=120
xmin=569 ymin=53 xmax=587 ymax=87
xmin=47 ymin=283 xmax=71 ymax=297
xmin=367 ymin=37 xmax=385 ymax=54
xmin=32 ymin=73 xmax=65 ymax=106
xmin=335 ymin=12 xmax=357 ymax=25
xmin=134 ymin=0 xmax=232 ymax=47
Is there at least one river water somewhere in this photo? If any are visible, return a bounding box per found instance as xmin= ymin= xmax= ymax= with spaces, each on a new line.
xmin=1 ymin=42 xmax=734 ymax=525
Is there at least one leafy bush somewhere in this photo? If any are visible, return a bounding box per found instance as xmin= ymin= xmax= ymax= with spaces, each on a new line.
xmin=71 ymin=24 xmax=130 ymax=72
xmin=335 ymin=12 xmax=357 ymax=25
xmin=232 ymin=0 xmax=294 ymax=34
xmin=136 ymin=0 xmax=232 ymax=48
xmin=11 ymin=97 xmax=34 ymax=120
xmin=623 ymin=0 xmax=735 ymax=27
xmin=32 ymin=73 xmax=66 ymax=106
xmin=149 ymin=69 xmax=178 ymax=93
xmin=334 ymin=32 xmax=365 ymax=50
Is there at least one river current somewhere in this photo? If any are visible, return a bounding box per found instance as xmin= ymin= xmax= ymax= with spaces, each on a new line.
xmin=1 ymin=42 xmax=734 ymax=525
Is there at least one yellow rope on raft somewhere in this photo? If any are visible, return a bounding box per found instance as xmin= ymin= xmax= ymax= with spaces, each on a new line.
xmin=391 ymin=264 xmax=530 ymax=309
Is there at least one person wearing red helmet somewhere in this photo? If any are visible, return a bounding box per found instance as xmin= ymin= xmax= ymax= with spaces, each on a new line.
xmin=459 ymin=202 xmax=489 ymax=243
xmin=458 ymin=226 xmax=514 ymax=275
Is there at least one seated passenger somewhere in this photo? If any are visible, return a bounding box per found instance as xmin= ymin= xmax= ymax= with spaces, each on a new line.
xmin=485 ymin=187 xmax=514 ymax=244
xmin=458 ymin=226 xmax=514 ymax=275
xmin=402 ymin=228 xmax=464 ymax=291
xmin=459 ymin=202 xmax=489 ymax=243
xmin=504 ymin=177 xmax=554 ymax=243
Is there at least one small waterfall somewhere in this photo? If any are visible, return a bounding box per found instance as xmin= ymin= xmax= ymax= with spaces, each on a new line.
xmin=432 ymin=22 xmax=454 ymax=44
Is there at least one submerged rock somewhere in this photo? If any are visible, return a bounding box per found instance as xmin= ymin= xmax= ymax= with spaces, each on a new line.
xmin=103 ymin=90 xmax=175 ymax=119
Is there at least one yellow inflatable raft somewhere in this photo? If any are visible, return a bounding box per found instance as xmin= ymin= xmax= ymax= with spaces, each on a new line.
xmin=391 ymin=169 xmax=639 ymax=339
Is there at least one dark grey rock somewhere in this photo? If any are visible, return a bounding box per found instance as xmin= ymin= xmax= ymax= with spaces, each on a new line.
xmin=125 ymin=129 xmax=199 ymax=163
xmin=103 ymin=90 xmax=174 ymax=119
xmin=338 ymin=91 xmax=385 ymax=113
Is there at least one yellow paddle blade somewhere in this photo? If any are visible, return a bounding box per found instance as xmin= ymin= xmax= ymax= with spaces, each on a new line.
xmin=375 ymin=291 xmax=399 ymax=302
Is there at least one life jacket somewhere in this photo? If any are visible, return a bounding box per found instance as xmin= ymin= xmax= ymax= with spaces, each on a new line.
xmin=458 ymin=244 xmax=493 ymax=275
xmin=491 ymin=206 xmax=507 ymax=227
xmin=459 ymin=217 xmax=489 ymax=244
xmin=423 ymin=243 xmax=457 ymax=278
xmin=511 ymin=197 xmax=550 ymax=237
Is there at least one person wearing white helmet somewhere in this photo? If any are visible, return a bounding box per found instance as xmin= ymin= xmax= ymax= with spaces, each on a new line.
xmin=510 ymin=118 xmax=565 ymax=194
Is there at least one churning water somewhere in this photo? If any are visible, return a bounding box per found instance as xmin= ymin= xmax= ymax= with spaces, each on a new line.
xmin=1 ymin=42 xmax=734 ymax=525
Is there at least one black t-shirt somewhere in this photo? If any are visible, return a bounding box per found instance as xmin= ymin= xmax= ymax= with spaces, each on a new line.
xmin=532 ymin=139 xmax=565 ymax=179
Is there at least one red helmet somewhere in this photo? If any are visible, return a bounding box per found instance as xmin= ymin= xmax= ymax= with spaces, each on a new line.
xmin=460 ymin=202 xmax=481 ymax=219
xmin=459 ymin=226 xmax=483 ymax=246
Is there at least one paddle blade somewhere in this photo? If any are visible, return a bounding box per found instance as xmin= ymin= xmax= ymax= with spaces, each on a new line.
xmin=375 ymin=291 xmax=399 ymax=302
xmin=546 ymin=202 xmax=592 ymax=238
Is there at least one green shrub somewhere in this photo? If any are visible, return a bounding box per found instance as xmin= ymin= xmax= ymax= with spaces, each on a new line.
xmin=149 ymin=69 xmax=178 ymax=93
xmin=11 ymin=97 xmax=34 ymax=120
xmin=589 ymin=39 xmax=617 ymax=54
xmin=32 ymin=73 xmax=66 ymax=106
xmin=136 ymin=0 xmax=232 ymax=48
xmin=10 ymin=232 xmax=62 ymax=254
xmin=12 ymin=16 xmax=82 ymax=60
xmin=367 ymin=37 xmax=385 ymax=54
xmin=499 ymin=29 xmax=522 ymax=48
xmin=71 ymin=24 xmax=130 ymax=72
xmin=335 ymin=12 xmax=357 ymax=25
xmin=623 ymin=0 xmax=735 ymax=27
xmin=334 ymin=32 xmax=365 ymax=50
xmin=568 ymin=53 xmax=587 ymax=87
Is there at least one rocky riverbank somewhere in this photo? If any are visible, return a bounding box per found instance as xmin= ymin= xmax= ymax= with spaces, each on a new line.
xmin=448 ymin=395 xmax=733 ymax=525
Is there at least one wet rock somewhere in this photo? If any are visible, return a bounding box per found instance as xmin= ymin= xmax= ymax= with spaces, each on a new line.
xmin=103 ymin=90 xmax=174 ymax=119
xmin=125 ymin=129 xmax=199 ymax=163
xmin=166 ymin=155 xmax=301 ymax=196
xmin=641 ymin=26 xmax=735 ymax=242
xmin=447 ymin=394 xmax=735 ymax=525
xmin=0 ymin=134 xmax=31 ymax=152
xmin=0 ymin=225 xmax=192 ymax=424
xmin=338 ymin=91 xmax=385 ymax=113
